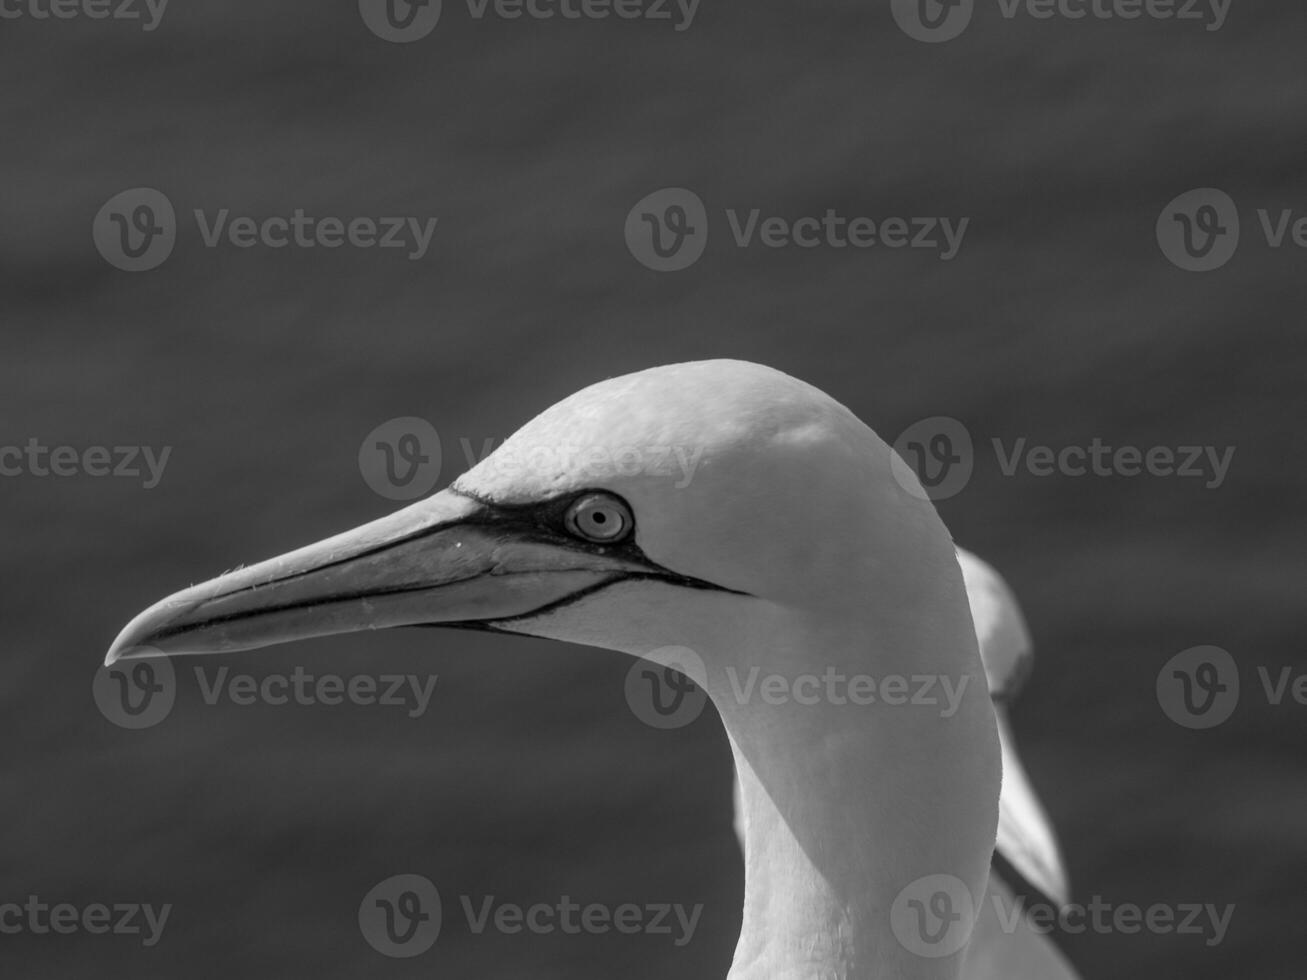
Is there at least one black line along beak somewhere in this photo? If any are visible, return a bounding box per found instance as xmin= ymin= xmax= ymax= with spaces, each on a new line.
xmin=104 ymin=487 xmax=695 ymax=664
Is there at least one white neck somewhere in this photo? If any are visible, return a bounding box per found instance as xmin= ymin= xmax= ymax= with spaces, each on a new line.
xmin=706 ymin=603 xmax=1001 ymax=980
xmin=515 ymin=556 xmax=1001 ymax=979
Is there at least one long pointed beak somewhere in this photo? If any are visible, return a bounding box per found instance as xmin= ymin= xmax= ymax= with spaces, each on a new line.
xmin=105 ymin=489 xmax=644 ymax=665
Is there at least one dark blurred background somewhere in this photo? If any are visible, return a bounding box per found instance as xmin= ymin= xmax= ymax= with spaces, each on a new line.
xmin=3 ymin=1 xmax=1305 ymax=977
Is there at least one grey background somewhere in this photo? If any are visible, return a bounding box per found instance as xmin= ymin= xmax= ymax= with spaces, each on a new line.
xmin=3 ymin=0 xmax=1305 ymax=977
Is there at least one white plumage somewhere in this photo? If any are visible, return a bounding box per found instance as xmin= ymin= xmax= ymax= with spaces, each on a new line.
xmin=108 ymin=360 xmax=1079 ymax=979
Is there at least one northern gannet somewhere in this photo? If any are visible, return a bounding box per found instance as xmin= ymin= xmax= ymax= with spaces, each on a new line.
xmin=106 ymin=360 xmax=1079 ymax=980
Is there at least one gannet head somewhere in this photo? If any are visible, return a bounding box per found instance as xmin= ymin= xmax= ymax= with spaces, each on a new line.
xmin=106 ymin=359 xmax=961 ymax=667
xmin=105 ymin=359 xmax=1000 ymax=980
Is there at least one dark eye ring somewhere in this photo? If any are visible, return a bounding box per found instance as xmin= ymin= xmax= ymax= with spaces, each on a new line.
xmin=564 ymin=493 xmax=634 ymax=544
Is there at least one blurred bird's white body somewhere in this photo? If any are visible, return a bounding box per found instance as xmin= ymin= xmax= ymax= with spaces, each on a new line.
xmin=107 ymin=360 xmax=1080 ymax=979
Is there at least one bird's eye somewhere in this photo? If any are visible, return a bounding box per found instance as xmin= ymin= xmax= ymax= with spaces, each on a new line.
xmin=564 ymin=493 xmax=634 ymax=544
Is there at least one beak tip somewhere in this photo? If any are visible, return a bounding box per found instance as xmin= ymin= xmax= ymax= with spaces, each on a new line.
xmin=103 ymin=642 xmax=150 ymax=666
xmin=105 ymin=597 xmax=188 ymax=666
xmin=103 ymin=636 xmax=155 ymax=666
xmin=104 ymin=627 xmax=136 ymax=667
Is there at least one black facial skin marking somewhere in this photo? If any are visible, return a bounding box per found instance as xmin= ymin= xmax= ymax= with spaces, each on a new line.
xmin=425 ymin=487 xmax=753 ymax=631
xmin=149 ymin=487 xmax=750 ymax=643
